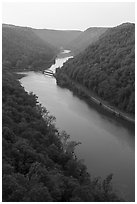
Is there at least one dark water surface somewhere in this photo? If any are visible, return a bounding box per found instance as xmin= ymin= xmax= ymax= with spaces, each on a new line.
xmin=20 ymin=50 xmax=135 ymax=201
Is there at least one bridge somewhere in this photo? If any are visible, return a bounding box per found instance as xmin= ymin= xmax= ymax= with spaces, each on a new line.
xmin=43 ymin=70 xmax=53 ymax=76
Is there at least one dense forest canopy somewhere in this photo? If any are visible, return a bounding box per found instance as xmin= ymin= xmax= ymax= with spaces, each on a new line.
xmin=57 ymin=23 xmax=135 ymax=114
xmin=66 ymin=27 xmax=108 ymax=55
xmin=2 ymin=24 xmax=58 ymax=70
xmin=3 ymin=24 xmax=111 ymax=60
xmin=2 ymin=22 xmax=123 ymax=201
xmin=3 ymin=21 xmax=135 ymax=201
xmin=2 ymin=69 xmax=122 ymax=201
xmin=34 ymin=27 xmax=108 ymax=54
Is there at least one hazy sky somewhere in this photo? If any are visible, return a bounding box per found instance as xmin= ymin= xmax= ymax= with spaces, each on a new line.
xmin=2 ymin=2 xmax=135 ymax=31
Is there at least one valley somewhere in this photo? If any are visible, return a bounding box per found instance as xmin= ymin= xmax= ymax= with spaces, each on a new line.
xmin=2 ymin=20 xmax=135 ymax=202
xmin=20 ymin=50 xmax=134 ymax=201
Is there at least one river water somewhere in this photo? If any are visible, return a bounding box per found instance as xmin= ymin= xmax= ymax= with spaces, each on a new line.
xmin=20 ymin=50 xmax=135 ymax=201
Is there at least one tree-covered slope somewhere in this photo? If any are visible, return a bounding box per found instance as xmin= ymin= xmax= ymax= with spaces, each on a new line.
xmin=56 ymin=23 xmax=135 ymax=114
xmin=67 ymin=27 xmax=108 ymax=55
xmin=2 ymin=24 xmax=58 ymax=70
xmin=33 ymin=28 xmax=82 ymax=49
xmin=2 ymin=68 xmax=122 ymax=201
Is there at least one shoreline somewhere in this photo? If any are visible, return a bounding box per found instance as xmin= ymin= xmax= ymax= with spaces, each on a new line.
xmin=55 ymin=72 xmax=135 ymax=125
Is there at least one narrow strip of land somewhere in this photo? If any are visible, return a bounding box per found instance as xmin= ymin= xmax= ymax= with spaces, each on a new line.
xmin=56 ymin=73 xmax=135 ymax=124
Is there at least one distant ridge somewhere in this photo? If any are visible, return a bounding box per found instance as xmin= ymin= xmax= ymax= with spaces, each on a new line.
xmin=3 ymin=23 xmax=82 ymax=50
xmin=66 ymin=27 xmax=108 ymax=55
xmin=2 ymin=24 xmax=58 ymax=70
xmin=33 ymin=28 xmax=82 ymax=49
xmin=56 ymin=22 xmax=135 ymax=115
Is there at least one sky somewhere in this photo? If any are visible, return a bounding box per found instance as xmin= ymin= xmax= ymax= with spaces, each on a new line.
xmin=2 ymin=2 xmax=135 ymax=31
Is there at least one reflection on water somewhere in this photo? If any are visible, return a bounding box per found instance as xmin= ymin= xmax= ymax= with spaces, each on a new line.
xmin=20 ymin=50 xmax=135 ymax=201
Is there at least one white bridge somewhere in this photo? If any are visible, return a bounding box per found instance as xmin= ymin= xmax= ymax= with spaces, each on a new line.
xmin=43 ymin=70 xmax=53 ymax=76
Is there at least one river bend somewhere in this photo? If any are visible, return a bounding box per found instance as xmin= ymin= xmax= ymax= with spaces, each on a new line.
xmin=20 ymin=50 xmax=135 ymax=201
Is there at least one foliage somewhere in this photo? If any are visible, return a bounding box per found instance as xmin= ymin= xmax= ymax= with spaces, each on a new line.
xmin=33 ymin=28 xmax=82 ymax=49
xmin=57 ymin=23 xmax=135 ymax=114
xmin=67 ymin=27 xmax=108 ymax=55
xmin=2 ymin=24 xmax=57 ymax=70
xmin=2 ymin=69 xmax=122 ymax=201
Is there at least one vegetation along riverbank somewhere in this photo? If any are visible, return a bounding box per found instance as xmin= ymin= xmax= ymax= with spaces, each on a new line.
xmin=55 ymin=23 xmax=135 ymax=125
xmin=55 ymin=70 xmax=135 ymax=124
xmin=2 ymin=68 xmax=123 ymax=202
xmin=2 ymin=21 xmax=134 ymax=201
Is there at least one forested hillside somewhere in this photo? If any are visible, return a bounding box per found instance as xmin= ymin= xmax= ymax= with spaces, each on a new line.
xmin=2 ymin=24 xmax=57 ymax=70
xmin=67 ymin=27 xmax=108 ymax=55
xmin=33 ymin=28 xmax=82 ymax=49
xmin=2 ymin=68 xmax=122 ymax=202
xmin=56 ymin=23 xmax=135 ymax=114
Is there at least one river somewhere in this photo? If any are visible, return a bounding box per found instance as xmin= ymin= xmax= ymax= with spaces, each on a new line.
xmin=20 ymin=50 xmax=135 ymax=201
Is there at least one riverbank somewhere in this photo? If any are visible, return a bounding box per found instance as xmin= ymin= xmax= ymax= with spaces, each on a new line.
xmin=5 ymin=56 xmax=56 ymax=73
xmin=3 ymin=69 xmax=124 ymax=202
xmin=55 ymin=71 xmax=135 ymax=125
xmin=19 ymin=52 xmax=134 ymax=201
